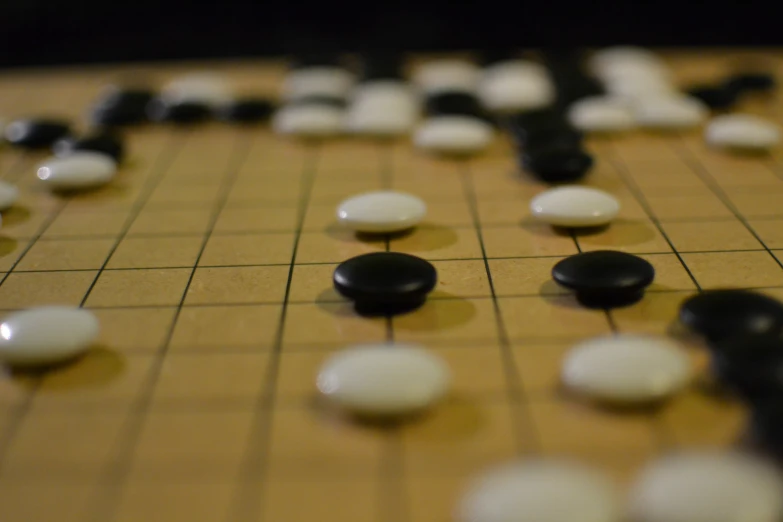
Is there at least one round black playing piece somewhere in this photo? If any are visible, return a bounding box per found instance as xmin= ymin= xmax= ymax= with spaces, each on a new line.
xmin=508 ymin=109 xmax=582 ymax=149
xmin=552 ymin=250 xmax=655 ymax=308
xmin=521 ymin=146 xmax=593 ymax=183
xmin=726 ymin=72 xmax=776 ymax=94
xmin=522 ymin=127 xmax=584 ymax=153
xmin=424 ymin=91 xmax=489 ymax=121
xmin=333 ymin=252 xmax=437 ymax=316
xmin=3 ymin=118 xmax=71 ymax=149
xmin=53 ymin=131 xmax=124 ymax=162
xmin=217 ymin=98 xmax=275 ymax=124
xmin=710 ymin=334 xmax=783 ymax=401
xmin=146 ymin=99 xmax=213 ymax=125
xmin=678 ymin=289 xmax=783 ymax=344
xmin=686 ymin=83 xmax=739 ymax=110
xmin=90 ymin=88 xmax=155 ymax=126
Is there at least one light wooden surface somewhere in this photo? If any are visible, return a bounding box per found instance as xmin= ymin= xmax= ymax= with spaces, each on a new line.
xmin=0 ymin=51 xmax=781 ymax=521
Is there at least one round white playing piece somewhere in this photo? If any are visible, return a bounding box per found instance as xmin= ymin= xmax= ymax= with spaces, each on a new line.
xmin=272 ymin=103 xmax=344 ymax=137
xmin=0 ymin=306 xmax=99 ymax=368
xmin=561 ymin=334 xmax=691 ymax=404
xmin=316 ymin=342 xmax=451 ymax=417
xmin=413 ymin=116 xmax=494 ymax=155
xmin=36 ymin=151 xmax=117 ymax=191
xmin=412 ymin=59 xmax=480 ymax=95
xmin=281 ymin=66 xmax=355 ymax=100
xmin=633 ymin=95 xmax=708 ymax=129
xmin=628 ymin=450 xmax=783 ymax=522
xmin=337 ymin=190 xmax=427 ymax=233
xmin=568 ymin=96 xmax=635 ymax=132
xmin=0 ymin=180 xmax=19 ymax=211
xmin=344 ymin=82 xmax=419 ymax=136
xmin=478 ymin=61 xmax=555 ymax=112
xmin=457 ymin=458 xmax=620 ymax=522
xmin=589 ymin=46 xmax=667 ymax=78
xmin=705 ymin=113 xmax=781 ymax=151
xmin=530 ymin=186 xmax=620 ymax=228
xmin=160 ymin=72 xmax=233 ymax=108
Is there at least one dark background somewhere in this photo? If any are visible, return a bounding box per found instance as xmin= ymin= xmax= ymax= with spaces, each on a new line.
xmin=1 ymin=1 xmax=779 ymax=69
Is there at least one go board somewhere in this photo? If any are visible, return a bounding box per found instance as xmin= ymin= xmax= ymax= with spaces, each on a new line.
xmin=0 ymin=50 xmax=782 ymax=521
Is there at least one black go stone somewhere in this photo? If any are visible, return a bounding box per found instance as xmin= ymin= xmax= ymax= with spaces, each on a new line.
xmin=726 ymin=72 xmax=776 ymax=94
xmin=521 ymin=146 xmax=593 ymax=183
xmin=289 ymin=95 xmax=348 ymax=109
xmin=552 ymin=250 xmax=655 ymax=308
xmin=710 ymin=334 xmax=783 ymax=401
xmin=53 ymin=131 xmax=124 ymax=163
xmin=333 ymin=252 xmax=437 ymax=316
xmin=4 ymin=118 xmax=71 ymax=149
xmin=678 ymin=289 xmax=783 ymax=344
xmin=146 ymin=99 xmax=213 ymax=125
xmin=508 ymin=109 xmax=582 ymax=150
xmin=686 ymin=83 xmax=739 ymax=111
xmin=424 ymin=91 xmax=490 ymax=122
xmin=90 ymin=88 xmax=155 ymax=127
xmin=217 ymin=98 xmax=275 ymax=124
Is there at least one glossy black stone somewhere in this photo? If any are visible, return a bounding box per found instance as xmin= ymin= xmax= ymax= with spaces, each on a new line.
xmin=333 ymin=252 xmax=437 ymax=316
xmin=146 ymin=99 xmax=213 ymax=124
xmin=555 ymin=77 xmax=605 ymax=106
xmin=217 ymin=98 xmax=275 ymax=124
xmin=686 ymin=84 xmax=739 ymax=110
xmin=4 ymin=119 xmax=71 ymax=149
xmin=711 ymin=335 xmax=783 ymax=401
xmin=679 ymin=289 xmax=783 ymax=344
xmin=522 ymin=128 xmax=584 ymax=153
xmin=726 ymin=72 xmax=776 ymax=94
xmin=508 ymin=109 xmax=580 ymax=148
xmin=552 ymin=250 xmax=655 ymax=308
xmin=90 ymin=88 xmax=155 ymax=126
xmin=424 ymin=91 xmax=489 ymax=121
xmin=521 ymin=146 xmax=593 ymax=183
xmin=53 ymin=132 xmax=124 ymax=162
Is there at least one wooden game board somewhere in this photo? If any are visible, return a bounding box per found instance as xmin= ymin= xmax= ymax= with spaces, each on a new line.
xmin=0 ymin=50 xmax=782 ymax=522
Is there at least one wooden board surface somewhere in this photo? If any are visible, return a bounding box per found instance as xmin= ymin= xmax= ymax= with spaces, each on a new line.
xmin=0 ymin=50 xmax=782 ymax=521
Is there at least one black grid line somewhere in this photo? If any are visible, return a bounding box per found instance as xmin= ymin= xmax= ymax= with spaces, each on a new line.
xmin=460 ymin=161 xmax=541 ymax=456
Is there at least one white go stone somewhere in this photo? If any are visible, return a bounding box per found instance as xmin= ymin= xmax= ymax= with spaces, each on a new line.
xmin=604 ymin=75 xmax=675 ymax=102
xmin=413 ymin=116 xmax=494 ymax=155
xmin=316 ymin=343 xmax=451 ymax=416
xmin=344 ymin=82 xmax=419 ymax=135
xmin=568 ymin=96 xmax=635 ymax=132
xmin=457 ymin=458 xmax=621 ymax=522
xmin=562 ymin=334 xmax=691 ymax=404
xmin=705 ymin=113 xmax=781 ymax=151
xmin=36 ymin=151 xmax=117 ymax=191
xmin=0 ymin=180 xmax=19 ymax=211
xmin=272 ymin=103 xmax=344 ymax=137
xmin=0 ymin=306 xmax=99 ymax=368
xmin=530 ymin=186 xmax=620 ymax=228
xmin=478 ymin=61 xmax=555 ymax=112
xmin=337 ymin=190 xmax=426 ymax=233
xmin=589 ymin=46 xmax=668 ymax=79
xmin=628 ymin=450 xmax=783 ymax=522
xmin=281 ymin=66 xmax=355 ymax=100
xmin=160 ymin=73 xmax=233 ymax=108
xmin=412 ymin=59 xmax=480 ymax=95
xmin=633 ymin=95 xmax=708 ymax=129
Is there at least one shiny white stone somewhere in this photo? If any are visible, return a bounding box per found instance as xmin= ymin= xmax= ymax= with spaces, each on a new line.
xmin=562 ymin=334 xmax=691 ymax=404
xmin=317 ymin=343 xmax=451 ymax=416
xmin=412 ymin=60 xmax=480 ymax=95
xmin=344 ymin=82 xmax=419 ymax=135
xmin=604 ymin=75 xmax=675 ymax=101
xmin=705 ymin=114 xmax=781 ymax=150
xmin=628 ymin=451 xmax=783 ymax=522
xmin=337 ymin=190 xmax=426 ymax=233
xmin=36 ymin=151 xmax=117 ymax=191
xmin=0 ymin=181 xmax=19 ymax=211
xmin=272 ymin=104 xmax=344 ymax=137
xmin=282 ymin=66 xmax=355 ymax=100
xmin=478 ymin=61 xmax=555 ymax=112
xmin=589 ymin=46 xmax=668 ymax=79
xmin=568 ymin=96 xmax=635 ymax=132
xmin=160 ymin=73 xmax=233 ymax=107
xmin=530 ymin=186 xmax=620 ymax=227
xmin=457 ymin=459 xmax=620 ymax=522
xmin=633 ymin=95 xmax=708 ymax=129
xmin=413 ymin=116 xmax=493 ymax=155
xmin=0 ymin=306 xmax=99 ymax=367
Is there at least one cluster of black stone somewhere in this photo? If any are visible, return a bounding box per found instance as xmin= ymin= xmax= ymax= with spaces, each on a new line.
xmin=4 ymin=118 xmax=125 ymax=163
xmin=679 ymin=289 xmax=783 ymax=456
xmin=686 ymin=71 xmax=776 ymax=111
xmin=506 ymin=51 xmax=598 ymax=184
